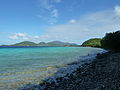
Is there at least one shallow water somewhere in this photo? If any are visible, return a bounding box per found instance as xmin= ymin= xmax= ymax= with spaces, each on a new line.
xmin=0 ymin=47 xmax=104 ymax=89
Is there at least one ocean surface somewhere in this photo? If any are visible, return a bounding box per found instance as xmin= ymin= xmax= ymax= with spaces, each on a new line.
xmin=0 ymin=46 xmax=104 ymax=89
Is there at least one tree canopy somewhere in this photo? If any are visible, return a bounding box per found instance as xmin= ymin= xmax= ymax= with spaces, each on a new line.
xmin=101 ymin=31 xmax=120 ymax=52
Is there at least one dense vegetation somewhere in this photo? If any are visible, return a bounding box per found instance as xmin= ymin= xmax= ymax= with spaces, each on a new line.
xmin=101 ymin=31 xmax=120 ymax=52
xmin=81 ymin=38 xmax=102 ymax=47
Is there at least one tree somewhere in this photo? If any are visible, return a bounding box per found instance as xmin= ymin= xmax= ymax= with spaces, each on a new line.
xmin=101 ymin=31 xmax=120 ymax=51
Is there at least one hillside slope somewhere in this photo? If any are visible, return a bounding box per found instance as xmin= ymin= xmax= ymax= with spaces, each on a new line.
xmin=81 ymin=38 xmax=102 ymax=47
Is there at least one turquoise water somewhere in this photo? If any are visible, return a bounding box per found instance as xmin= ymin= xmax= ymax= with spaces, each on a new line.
xmin=0 ymin=47 xmax=104 ymax=89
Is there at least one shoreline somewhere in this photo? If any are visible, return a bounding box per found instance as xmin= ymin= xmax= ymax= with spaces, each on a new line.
xmin=19 ymin=51 xmax=108 ymax=90
xmin=21 ymin=51 xmax=120 ymax=90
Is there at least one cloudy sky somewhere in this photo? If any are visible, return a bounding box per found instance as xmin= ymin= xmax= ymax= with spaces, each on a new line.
xmin=0 ymin=0 xmax=120 ymax=44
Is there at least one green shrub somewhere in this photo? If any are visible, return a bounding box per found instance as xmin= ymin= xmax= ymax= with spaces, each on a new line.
xmin=101 ymin=31 xmax=120 ymax=51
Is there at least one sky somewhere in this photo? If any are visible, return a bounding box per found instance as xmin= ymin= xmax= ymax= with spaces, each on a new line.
xmin=0 ymin=0 xmax=120 ymax=45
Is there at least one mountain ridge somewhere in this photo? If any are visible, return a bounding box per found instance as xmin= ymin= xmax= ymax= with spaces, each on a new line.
xmin=3 ymin=41 xmax=79 ymax=47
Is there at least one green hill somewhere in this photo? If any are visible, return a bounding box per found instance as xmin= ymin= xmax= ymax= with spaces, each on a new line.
xmin=10 ymin=41 xmax=79 ymax=47
xmin=81 ymin=38 xmax=102 ymax=47
xmin=45 ymin=41 xmax=78 ymax=46
xmin=12 ymin=41 xmax=37 ymax=46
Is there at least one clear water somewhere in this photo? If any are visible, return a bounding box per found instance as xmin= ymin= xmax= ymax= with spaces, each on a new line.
xmin=0 ymin=47 xmax=104 ymax=89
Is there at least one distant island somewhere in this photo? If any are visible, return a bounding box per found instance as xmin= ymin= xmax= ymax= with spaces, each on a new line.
xmin=1 ymin=41 xmax=80 ymax=47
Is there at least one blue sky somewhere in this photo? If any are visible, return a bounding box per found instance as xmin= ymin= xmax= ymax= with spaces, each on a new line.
xmin=0 ymin=0 xmax=120 ymax=44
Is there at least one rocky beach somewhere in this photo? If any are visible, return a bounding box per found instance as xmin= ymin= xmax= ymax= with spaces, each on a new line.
xmin=22 ymin=52 xmax=120 ymax=90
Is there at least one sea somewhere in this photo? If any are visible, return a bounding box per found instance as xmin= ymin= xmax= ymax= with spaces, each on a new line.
xmin=0 ymin=46 xmax=105 ymax=89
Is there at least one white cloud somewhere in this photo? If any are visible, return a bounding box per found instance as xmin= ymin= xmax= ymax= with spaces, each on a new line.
xmin=9 ymin=6 xmax=120 ymax=44
xmin=9 ymin=33 xmax=40 ymax=41
xmin=9 ymin=33 xmax=28 ymax=40
xmin=115 ymin=5 xmax=120 ymax=16
xmin=35 ymin=6 xmax=120 ymax=44
xmin=39 ymin=0 xmax=52 ymax=10
xmin=38 ymin=0 xmax=61 ymax=10
xmin=38 ymin=0 xmax=61 ymax=24
xmin=51 ymin=9 xmax=58 ymax=18
xmin=69 ymin=19 xmax=77 ymax=24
